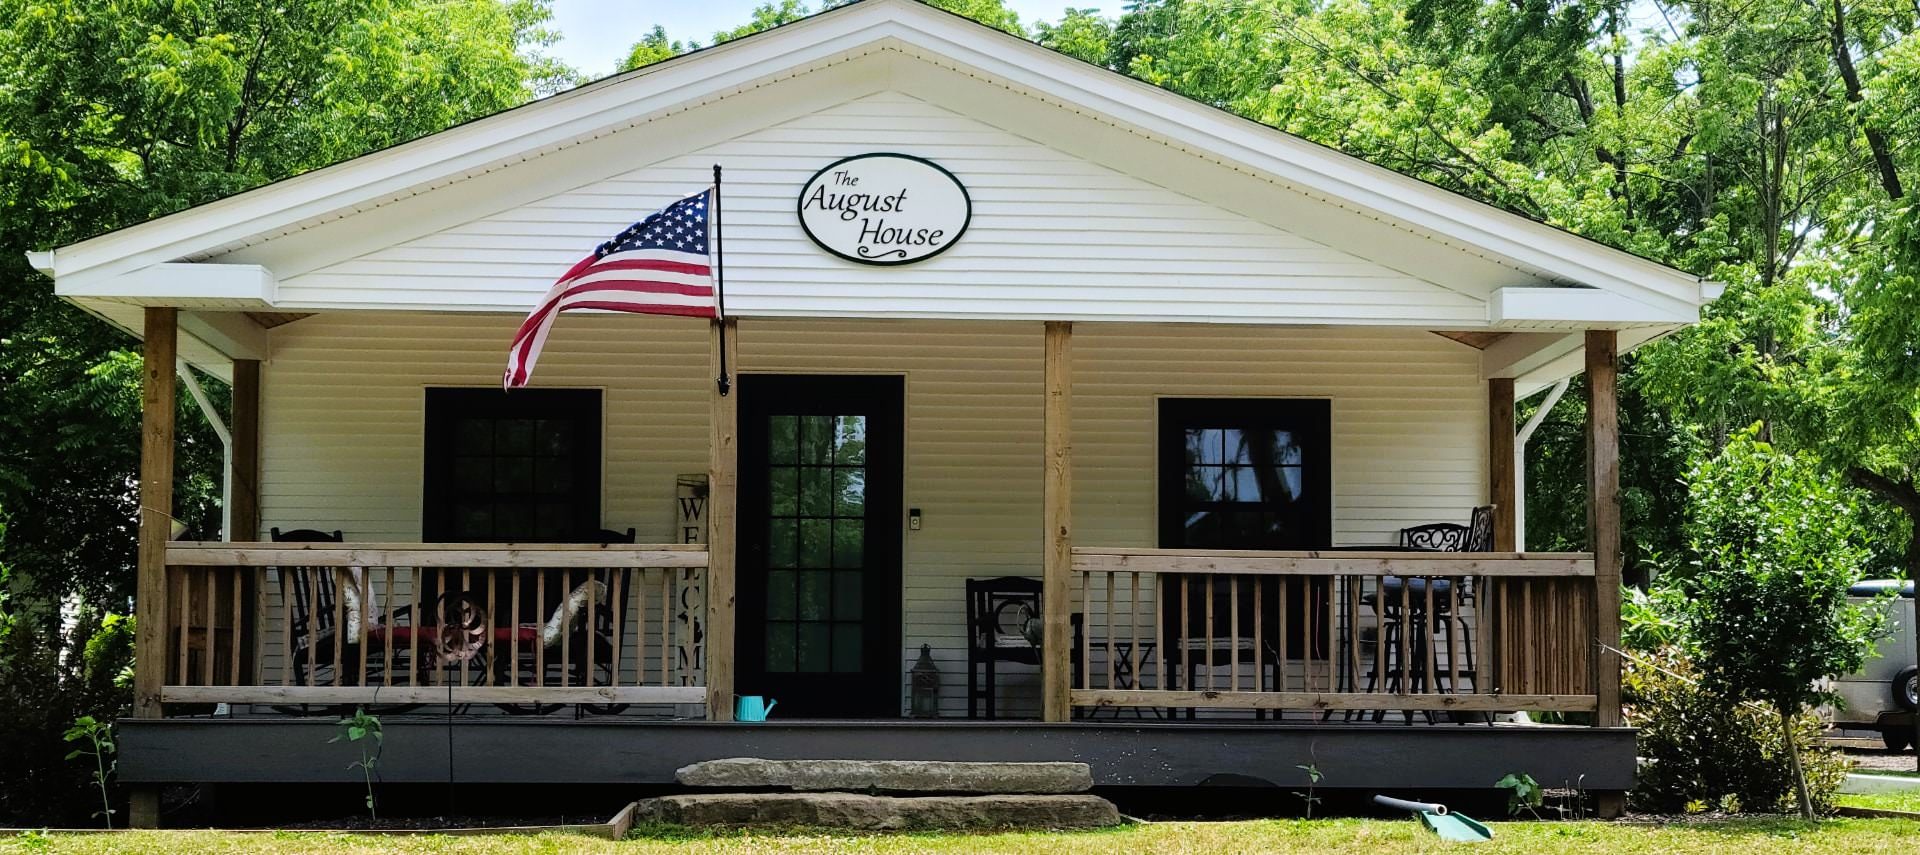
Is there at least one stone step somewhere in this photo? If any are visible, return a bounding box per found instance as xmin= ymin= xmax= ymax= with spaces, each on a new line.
xmin=676 ymin=758 xmax=1094 ymax=794
xmin=633 ymin=792 xmax=1122 ymax=830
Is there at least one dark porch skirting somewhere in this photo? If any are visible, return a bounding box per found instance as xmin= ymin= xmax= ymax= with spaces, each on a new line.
xmin=120 ymin=719 xmax=1635 ymax=792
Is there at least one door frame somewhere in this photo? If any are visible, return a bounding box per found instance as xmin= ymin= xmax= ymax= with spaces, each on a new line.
xmin=734 ymin=373 xmax=906 ymax=718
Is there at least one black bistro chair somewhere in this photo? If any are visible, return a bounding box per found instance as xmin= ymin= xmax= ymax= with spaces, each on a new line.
xmin=966 ymin=577 xmax=1043 ymax=719
xmin=270 ymin=526 xmax=348 ymax=688
xmin=1159 ymin=574 xmax=1293 ymax=719
xmin=1353 ymin=505 xmax=1495 ymax=720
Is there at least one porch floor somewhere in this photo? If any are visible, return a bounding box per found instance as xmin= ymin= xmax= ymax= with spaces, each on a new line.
xmin=120 ymin=717 xmax=1635 ymax=793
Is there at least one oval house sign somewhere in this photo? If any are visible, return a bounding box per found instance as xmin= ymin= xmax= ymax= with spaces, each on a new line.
xmin=797 ymin=153 xmax=970 ymax=265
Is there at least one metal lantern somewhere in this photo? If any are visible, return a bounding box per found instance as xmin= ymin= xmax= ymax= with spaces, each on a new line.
xmin=910 ymin=643 xmax=941 ymax=718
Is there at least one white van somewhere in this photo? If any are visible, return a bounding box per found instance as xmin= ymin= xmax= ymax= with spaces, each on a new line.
xmin=1834 ymin=580 xmax=1917 ymax=751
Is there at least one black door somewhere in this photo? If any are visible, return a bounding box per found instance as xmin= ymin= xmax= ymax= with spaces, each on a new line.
xmin=738 ymin=375 xmax=904 ymax=718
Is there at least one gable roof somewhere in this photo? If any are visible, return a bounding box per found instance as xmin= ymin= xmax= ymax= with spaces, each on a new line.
xmin=30 ymin=0 xmax=1713 ymax=336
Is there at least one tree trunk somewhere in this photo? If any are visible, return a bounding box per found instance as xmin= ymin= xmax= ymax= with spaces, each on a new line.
xmin=1829 ymin=0 xmax=1905 ymax=200
xmin=1781 ymin=707 xmax=1815 ymax=820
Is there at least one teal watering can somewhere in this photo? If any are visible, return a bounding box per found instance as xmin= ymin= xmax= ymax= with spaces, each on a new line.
xmin=1373 ymin=795 xmax=1493 ymax=842
xmin=736 ymin=695 xmax=777 ymax=722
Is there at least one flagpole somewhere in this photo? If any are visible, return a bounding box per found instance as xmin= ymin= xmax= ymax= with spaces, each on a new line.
xmin=713 ymin=164 xmax=730 ymax=396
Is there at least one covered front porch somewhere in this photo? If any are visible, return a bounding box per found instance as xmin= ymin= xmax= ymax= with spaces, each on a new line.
xmin=127 ymin=314 xmax=1625 ymax=735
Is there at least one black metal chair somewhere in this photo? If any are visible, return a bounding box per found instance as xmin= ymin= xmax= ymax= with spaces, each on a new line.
xmin=966 ymin=576 xmax=1042 ymax=719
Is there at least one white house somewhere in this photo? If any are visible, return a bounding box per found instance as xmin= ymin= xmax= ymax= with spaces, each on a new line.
xmin=29 ymin=0 xmax=1715 ymax=823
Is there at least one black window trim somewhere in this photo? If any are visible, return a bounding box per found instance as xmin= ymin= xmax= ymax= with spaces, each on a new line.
xmin=1155 ymin=396 xmax=1334 ymax=551
xmin=421 ymin=386 xmax=606 ymax=544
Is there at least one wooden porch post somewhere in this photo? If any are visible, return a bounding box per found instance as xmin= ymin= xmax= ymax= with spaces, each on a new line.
xmin=1585 ymin=330 xmax=1622 ymax=728
xmin=1488 ymin=377 xmax=1517 ymax=551
xmin=1041 ymin=321 xmax=1073 ymax=722
xmin=230 ymin=360 xmax=261 ymax=542
xmin=706 ymin=319 xmax=738 ymax=721
xmin=231 ymin=360 xmax=264 ymax=689
xmin=131 ymin=307 xmax=177 ymax=828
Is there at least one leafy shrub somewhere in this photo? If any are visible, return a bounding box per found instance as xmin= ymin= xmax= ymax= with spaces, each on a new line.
xmin=1624 ymin=647 xmax=1849 ymax=815
xmin=0 ymin=607 xmax=133 ymax=826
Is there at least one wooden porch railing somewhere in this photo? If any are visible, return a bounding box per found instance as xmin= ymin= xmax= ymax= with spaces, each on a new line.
xmin=1068 ymin=548 xmax=1597 ymax=715
xmin=157 ymin=543 xmax=708 ymax=708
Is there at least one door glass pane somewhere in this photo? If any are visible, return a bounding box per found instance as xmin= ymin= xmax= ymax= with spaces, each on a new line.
xmin=833 ymin=415 xmax=867 ymax=464
xmin=769 ymin=416 xmax=799 ymax=463
xmin=832 ymin=520 xmax=864 ymax=569
xmin=494 ymin=458 xmax=533 ymax=492
xmin=799 ymin=519 xmax=830 ymax=568
xmin=768 ymin=519 xmax=797 ymax=568
xmin=832 ymin=467 xmax=865 ymax=516
xmin=1186 ymin=428 xmax=1223 ymax=464
xmin=766 ymin=621 xmax=796 ymax=672
xmin=833 ymin=570 xmax=863 ymax=619
xmin=1224 ymin=429 xmax=1252 ymax=464
xmin=800 ymin=416 xmax=833 ymax=464
xmin=797 ymin=623 xmax=830 ymax=672
xmin=798 ymin=468 xmax=829 ymax=517
xmin=833 ymin=624 xmax=863 ymax=672
xmin=798 ymin=570 xmax=830 ymax=621
xmin=766 ymin=570 xmax=797 ymax=620
xmin=770 ymin=467 xmax=798 ymax=516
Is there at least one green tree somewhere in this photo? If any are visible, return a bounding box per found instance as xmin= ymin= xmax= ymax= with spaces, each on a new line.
xmin=1681 ymin=430 xmax=1884 ymax=818
xmin=622 ymin=25 xmax=691 ymax=70
xmin=0 ymin=0 xmax=566 ymax=614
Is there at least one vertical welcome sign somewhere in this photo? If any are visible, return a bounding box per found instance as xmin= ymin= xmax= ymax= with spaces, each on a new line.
xmin=674 ymin=475 xmax=707 ymax=692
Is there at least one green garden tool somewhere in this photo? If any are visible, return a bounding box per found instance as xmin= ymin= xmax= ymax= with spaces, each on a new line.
xmin=1372 ymin=795 xmax=1494 ymax=842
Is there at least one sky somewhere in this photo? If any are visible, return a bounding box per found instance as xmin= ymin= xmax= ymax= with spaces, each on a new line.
xmin=545 ymin=1 xmax=1117 ymax=78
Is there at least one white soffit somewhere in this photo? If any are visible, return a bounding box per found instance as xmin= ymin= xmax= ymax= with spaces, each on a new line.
xmin=56 ymin=262 xmax=276 ymax=308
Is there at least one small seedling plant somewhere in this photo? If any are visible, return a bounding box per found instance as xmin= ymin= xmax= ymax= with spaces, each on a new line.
xmin=62 ymin=716 xmax=115 ymax=828
xmin=330 ymin=707 xmax=384 ymax=821
xmin=1496 ymin=772 xmax=1544 ymax=819
xmin=1294 ymin=763 xmax=1323 ymax=819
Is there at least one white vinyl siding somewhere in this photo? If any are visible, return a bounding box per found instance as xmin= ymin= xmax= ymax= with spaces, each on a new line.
xmin=275 ymin=91 xmax=1486 ymax=325
xmin=259 ymin=314 xmax=1484 ymax=716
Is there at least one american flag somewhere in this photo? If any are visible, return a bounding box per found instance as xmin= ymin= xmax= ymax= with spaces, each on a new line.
xmin=504 ymin=188 xmax=717 ymax=388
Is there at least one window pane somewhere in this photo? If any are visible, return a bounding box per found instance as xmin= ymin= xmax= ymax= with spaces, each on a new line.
xmin=798 ymin=571 xmax=829 ymax=620
xmin=1271 ymin=430 xmax=1301 ymax=465
xmin=832 ymin=519 xmax=864 ymax=569
xmin=454 ymin=457 xmax=491 ymax=492
xmin=766 ymin=570 xmax=796 ymax=620
xmin=534 ymin=458 xmax=573 ymax=494
xmin=832 ymin=467 xmax=865 ymax=517
xmin=833 ymin=570 xmax=863 ymax=620
xmin=1224 ymin=429 xmax=1252 ymax=464
xmin=769 ymin=467 xmax=798 ymax=517
xmin=768 ymin=416 xmax=798 ymax=463
xmin=454 ymin=502 xmax=492 ymax=539
xmin=495 ymin=420 xmax=535 ymax=454
xmin=534 ymin=503 xmax=571 ymax=539
xmin=768 ymin=519 xmax=797 ymax=568
xmin=536 ymin=419 xmax=571 ymax=456
xmin=799 ymin=519 xmax=830 ymax=568
xmin=797 ymin=622 xmax=830 ymax=672
xmin=1185 ymin=428 xmax=1223 ymax=465
xmin=801 ymin=416 xmax=833 ymax=464
xmin=832 ymin=624 xmax=863 ymax=673
xmin=798 ymin=468 xmax=829 ymax=517
xmin=1225 ymin=466 xmax=1262 ymax=501
xmin=1185 ymin=466 xmax=1224 ymax=502
xmin=493 ymin=503 xmax=534 ymax=540
xmin=834 ymin=415 xmax=867 ymax=464
xmin=454 ymin=420 xmax=493 ymax=454
xmin=766 ymin=621 xmax=796 ymax=672
xmin=493 ymin=458 xmax=533 ymax=493
xmin=1280 ymin=466 xmax=1304 ymax=501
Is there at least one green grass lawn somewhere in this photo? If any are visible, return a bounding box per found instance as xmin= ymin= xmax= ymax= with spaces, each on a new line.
xmin=12 ymin=818 xmax=1920 ymax=854
xmin=1837 ymin=789 xmax=1920 ymax=813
